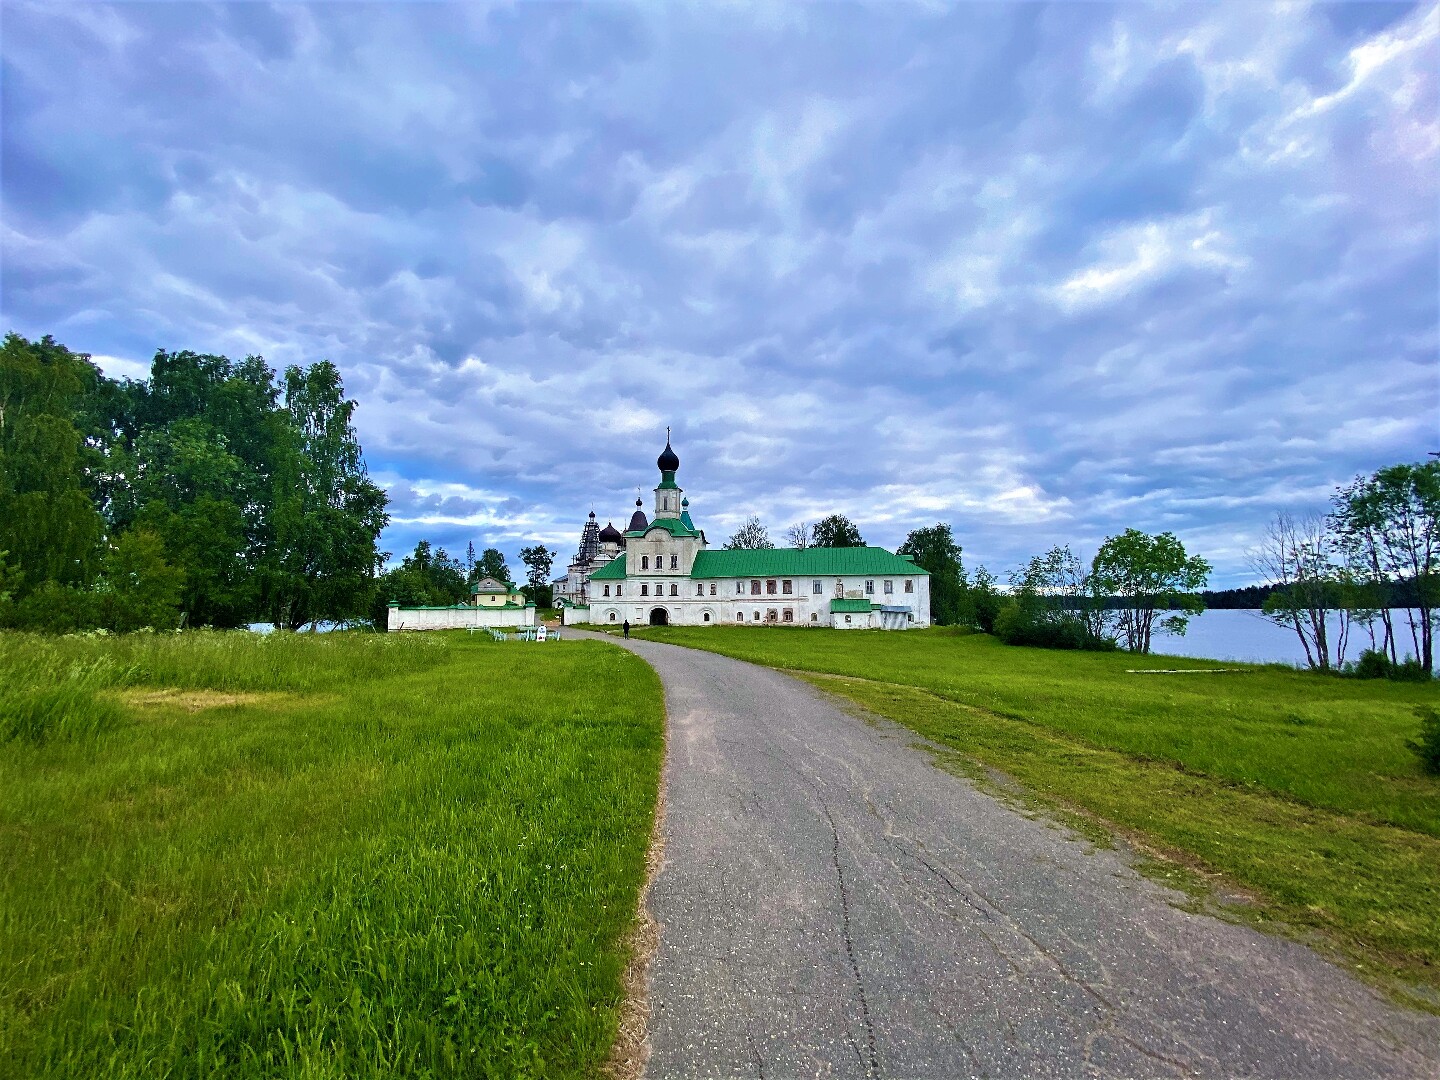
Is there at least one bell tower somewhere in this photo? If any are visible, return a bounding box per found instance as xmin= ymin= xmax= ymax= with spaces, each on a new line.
xmin=654 ymin=428 xmax=682 ymax=518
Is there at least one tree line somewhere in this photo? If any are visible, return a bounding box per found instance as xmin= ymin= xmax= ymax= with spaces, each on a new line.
xmin=1 ymin=333 xmax=387 ymax=631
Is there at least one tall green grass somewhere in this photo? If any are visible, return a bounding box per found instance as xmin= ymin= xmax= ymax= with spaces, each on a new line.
xmin=0 ymin=631 xmax=662 ymax=1078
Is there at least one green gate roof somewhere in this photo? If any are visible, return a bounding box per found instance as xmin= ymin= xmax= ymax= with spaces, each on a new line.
xmin=830 ymin=598 xmax=879 ymax=613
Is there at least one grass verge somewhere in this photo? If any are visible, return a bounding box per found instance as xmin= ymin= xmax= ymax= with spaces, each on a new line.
xmin=1 ymin=630 xmax=663 ymax=1078
xmin=637 ymin=625 xmax=1440 ymax=1003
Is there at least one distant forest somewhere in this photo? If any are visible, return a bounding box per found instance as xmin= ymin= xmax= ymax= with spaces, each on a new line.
xmin=1201 ymin=581 xmax=1430 ymax=610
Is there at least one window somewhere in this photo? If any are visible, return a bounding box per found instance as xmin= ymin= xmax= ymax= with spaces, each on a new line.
xmin=751 ymin=580 xmax=761 ymax=595
xmin=752 ymin=611 xmax=760 ymax=621
xmin=603 ymin=584 xmax=611 ymax=597
xmin=640 ymin=583 xmax=649 ymax=596
xmin=782 ymin=580 xmax=792 ymax=594
xmin=737 ymin=611 xmax=744 ymax=621
xmin=641 ymin=555 xmax=649 ymax=569
xmin=812 ymin=579 xmax=822 ymax=595
xmin=783 ymin=609 xmax=793 ymax=622
xmin=709 ymin=584 xmax=716 ymax=596
xmin=616 ymin=585 xmax=622 ymax=597
xmin=865 ymin=580 xmax=874 ymax=595
xmin=884 ymin=580 xmax=893 ymax=594
xmin=736 ymin=581 xmax=745 ymax=595
xmin=609 ymin=612 xmax=617 ymax=622
xmin=696 ymin=583 xmax=704 ymax=596
xmin=670 ymin=583 xmax=678 ymax=596
xmin=810 ymin=613 xmax=818 ymax=622
xmin=670 ymin=554 xmax=678 ymax=569
xmin=766 ymin=579 xmax=777 ymax=595
xmin=703 ymin=612 xmax=711 ymax=622
xmin=845 ymin=614 xmax=853 ymax=625
xmin=905 ymin=579 xmax=914 ymax=593
xmin=766 ymin=609 xmax=777 ymax=622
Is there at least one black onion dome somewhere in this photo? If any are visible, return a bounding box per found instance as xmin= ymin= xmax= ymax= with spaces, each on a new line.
xmin=657 ymin=438 xmax=679 ymax=474
xmin=598 ymin=521 xmax=623 ymax=543
xmin=628 ymin=497 xmax=649 ymax=533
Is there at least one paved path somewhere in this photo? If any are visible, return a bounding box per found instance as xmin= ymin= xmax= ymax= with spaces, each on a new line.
xmin=584 ymin=633 xmax=1440 ymax=1079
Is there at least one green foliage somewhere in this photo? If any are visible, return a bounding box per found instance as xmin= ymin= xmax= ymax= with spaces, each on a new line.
xmin=1409 ymin=707 xmax=1440 ymax=776
xmin=518 ymin=544 xmax=557 ymax=590
xmin=897 ymin=523 xmax=965 ymax=625
xmin=1332 ymin=460 xmax=1440 ymax=673
xmin=965 ymin=565 xmax=1004 ymax=633
xmin=263 ymin=362 xmax=389 ymax=629
xmin=0 ymin=335 xmax=390 ymax=633
xmin=1347 ymin=649 xmax=1431 ymax=683
xmin=0 ymin=334 xmax=106 ymax=593
xmin=1091 ymin=529 xmax=1210 ymax=653
xmin=95 ymin=529 xmax=186 ymax=631
xmin=0 ymin=631 xmax=663 ymax=1076
xmin=723 ymin=514 xmax=774 ymax=550
xmin=994 ymin=545 xmax=1112 ymax=650
xmin=475 ymin=546 xmax=512 ymax=585
xmin=376 ymin=541 xmax=469 ymax=617
xmin=810 ymin=513 xmax=863 ymax=548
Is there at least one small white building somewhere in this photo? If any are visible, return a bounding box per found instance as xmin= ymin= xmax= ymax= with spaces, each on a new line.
xmin=566 ymin=437 xmax=930 ymax=629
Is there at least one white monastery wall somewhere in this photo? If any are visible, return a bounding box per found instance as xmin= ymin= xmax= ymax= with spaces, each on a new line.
xmin=386 ymin=605 xmax=536 ymax=632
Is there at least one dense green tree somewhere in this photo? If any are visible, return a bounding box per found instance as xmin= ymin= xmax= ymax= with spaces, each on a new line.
xmin=96 ymin=529 xmax=186 ymax=632
xmin=0 ymin=334 xmax=106 ymax=594
xmin=994 ymin=546 xmax=1111 ymax=650
xmin=475 ymin=547 xmax=512 ymax=585
xmin=1332 ymin=461 xmax=1439 ymax=674
xmin=898 ymin=523 xmax=966 ymax=625
xmin=966 ymin=565 xmax=1004 ymax=633
xmin=811 ymin=513 xmax=864 ymax=548
xmin=1090 ymin=529 xmax=1210 ymax=654
xmin=518 ymin=545 xmax=556 ymax=609
xmin=262 ymin=362 xmax=388 ymax=629
xmin=724 ymin=516 xmax=774 ymax=550
xmin=376 ymin=541 xmax=469 ymax=623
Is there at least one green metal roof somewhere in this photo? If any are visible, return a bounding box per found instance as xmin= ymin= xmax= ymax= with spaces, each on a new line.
xmin=589 ymin=554 xmax=628 ymax=580
xmin=830 ymin=598 xmax=878 ymax=613
xmin=691 ymin=546 xmax=929 ymax=578
xmin=589 ymin=545 xmax=927 ymax=581
xmin=624 ymin=517 xmax=701 ymax=539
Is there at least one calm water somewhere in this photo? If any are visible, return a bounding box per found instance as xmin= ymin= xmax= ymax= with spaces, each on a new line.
xmin=1151 ymin=608 xmax=1423 ymax=666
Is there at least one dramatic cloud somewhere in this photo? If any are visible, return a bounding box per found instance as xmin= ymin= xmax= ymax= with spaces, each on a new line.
xmin=3 ymin=1 xmax=1435 ymax=584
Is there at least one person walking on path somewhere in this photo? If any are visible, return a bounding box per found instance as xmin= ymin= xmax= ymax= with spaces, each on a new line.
xmin=622 ymin=618 xmax=631 ymax=639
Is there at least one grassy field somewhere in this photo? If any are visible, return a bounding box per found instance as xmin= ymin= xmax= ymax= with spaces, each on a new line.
xmin=0 ymin=630 xmax=663 ymax=1079
xmin=636 ymin=625 xmax=1440 ymax=998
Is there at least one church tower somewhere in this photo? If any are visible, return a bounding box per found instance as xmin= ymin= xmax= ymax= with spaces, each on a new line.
xmin=654 ymin=428 xmax=682 ymax=519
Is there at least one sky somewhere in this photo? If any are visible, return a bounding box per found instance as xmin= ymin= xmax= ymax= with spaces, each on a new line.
xmin=2 ymin=1 xmax=1436 ymax=587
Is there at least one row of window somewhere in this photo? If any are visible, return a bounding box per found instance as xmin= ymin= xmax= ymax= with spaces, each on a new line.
xmin=599 ymin=577 xmax=915 ymax=598
xmin=639 ymin=554 xmax=680 ymax=570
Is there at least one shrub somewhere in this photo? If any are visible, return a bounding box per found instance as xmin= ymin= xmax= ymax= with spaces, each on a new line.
xmin=1347 ymin=649 xmax=1432 ymax=682
xmin=1409 ymin=707 xmax=1440 ymax=776
xmin=992 ymin=600 xmax=1114 ymax=651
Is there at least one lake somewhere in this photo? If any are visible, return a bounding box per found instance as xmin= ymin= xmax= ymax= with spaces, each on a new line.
xmin=1151 ymin=608 xmax=1423 ymax=666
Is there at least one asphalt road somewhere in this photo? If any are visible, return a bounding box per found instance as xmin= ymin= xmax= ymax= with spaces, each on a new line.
xmin=583 ymin=632 xmax=1440 ymax=1079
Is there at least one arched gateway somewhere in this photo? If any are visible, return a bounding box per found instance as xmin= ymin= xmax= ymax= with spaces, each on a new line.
xmin=649 ymin=607 xmax=669 ymax=626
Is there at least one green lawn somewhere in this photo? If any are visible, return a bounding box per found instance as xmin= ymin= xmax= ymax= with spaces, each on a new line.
xmin=637 ymin=625 xmax=1440 ymax=996
xmin=0 ymin=630 xmax=663 ymax=1079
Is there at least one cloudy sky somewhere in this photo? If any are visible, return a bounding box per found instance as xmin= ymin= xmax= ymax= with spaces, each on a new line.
xmin=3 ymin=2 xmax=1436 ymax=586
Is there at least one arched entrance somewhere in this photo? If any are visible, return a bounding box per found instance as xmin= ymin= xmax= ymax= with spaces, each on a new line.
xmin=649 ymin=607 xmax=669 ymax=626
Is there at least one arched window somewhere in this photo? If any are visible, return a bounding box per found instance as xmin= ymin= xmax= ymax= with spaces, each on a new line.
xmin=641 ymin=555 xmax=649 ymax=569
xmin=603 ymin=584 xmax=611 ymax=597
xmin=609 ymin=612 xmax=617 ymax=622
xmin=616 ymin=585 xmax=622 ymax=596
xmin=670 ymin=554 xmax=678 ymax=569
xmin=703 ymin=612 xmax=711 ymax=622
xmin=783 ymin=609 xmax=793 ymax=622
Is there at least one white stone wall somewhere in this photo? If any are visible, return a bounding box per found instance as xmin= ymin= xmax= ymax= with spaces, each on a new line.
xmin=386 ymin=605 xmax=536 ymax=632
xmin=584 ymin=572 xmax=929 ymax=629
